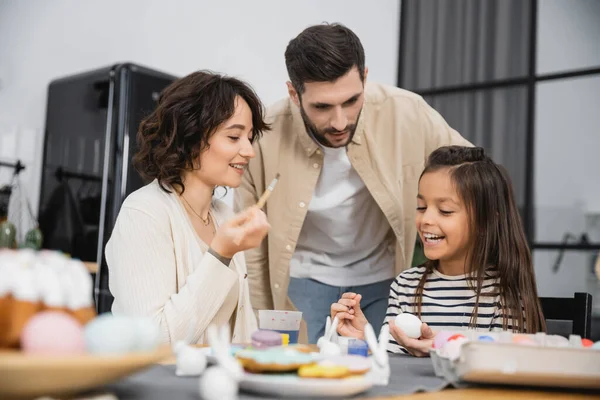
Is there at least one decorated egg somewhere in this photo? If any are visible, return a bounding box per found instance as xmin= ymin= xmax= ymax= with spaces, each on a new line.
xmin=433 ymin=331 xmax=455 ymax=349
xmin=581 ymin=338 xmax=594 ymax=348
xmin=394 ymin=313 xmax=422 ymax=339
xmin=441 ymin=337 xmax=468 ymax=361
xmin=20 ymin=311 xmax=85 ymax=355
xmin=130 ymin=316 xmax=161 ymax=352
xmin=84 ymin=314 xmax=137 ymax=354
xmin=448 ymin=333 xmax=466 ymax=342
xmin=513 ymin=335 xmax=536 ymax=346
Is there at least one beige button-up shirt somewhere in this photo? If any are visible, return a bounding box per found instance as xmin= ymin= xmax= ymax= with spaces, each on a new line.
xmin=234 ymin=82 xmax=471 ymax=339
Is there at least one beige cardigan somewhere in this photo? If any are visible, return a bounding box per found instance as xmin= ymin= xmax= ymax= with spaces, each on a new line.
xmin=105 ymin=180 xmax=257 ymax=345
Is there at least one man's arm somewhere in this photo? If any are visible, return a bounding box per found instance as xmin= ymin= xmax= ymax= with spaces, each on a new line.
xmin=234 ymin=146 xmax=274 ymax=313
xmin=418 ymin=97 xmax=473 ymax=157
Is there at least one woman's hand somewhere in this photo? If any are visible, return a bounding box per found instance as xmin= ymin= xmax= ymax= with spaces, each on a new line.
xmin=389 ymin=320 xmax=435 ymax=357
xmin=330 ymin=292 xmax=369 ymax=340
xmin=211 ymin=206 xmax=270 ymax=258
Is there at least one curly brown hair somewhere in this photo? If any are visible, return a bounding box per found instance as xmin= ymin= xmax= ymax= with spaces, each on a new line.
xmin=133 ymin=70 xmax=270 ymax=194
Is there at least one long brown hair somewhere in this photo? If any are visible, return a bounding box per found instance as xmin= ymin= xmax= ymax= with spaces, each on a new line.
xmin=414 ymin=146 xmax=546 ymax=333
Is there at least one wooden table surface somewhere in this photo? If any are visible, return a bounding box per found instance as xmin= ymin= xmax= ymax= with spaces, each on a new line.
xmin=373 ymin=388 xmax=600 ymax=399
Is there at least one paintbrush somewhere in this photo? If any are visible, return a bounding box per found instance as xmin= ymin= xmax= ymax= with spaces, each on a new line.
xmin=234 ymin=173 xmax=280 ymax=245
xmin=255 ymin=173 xmax=280 ymax=209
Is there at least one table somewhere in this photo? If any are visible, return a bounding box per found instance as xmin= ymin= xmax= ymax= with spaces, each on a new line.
xmin=97 ymin=353 xmax=600 ymax=400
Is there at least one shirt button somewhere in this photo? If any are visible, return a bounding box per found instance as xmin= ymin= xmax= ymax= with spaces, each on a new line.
xmin=286 ymin=245 xmax=292 ymax=251
xmin=316 ymin=149 xmax=321 ymax=155
xmin=299 ymin=201 xmax=306 ymax=208
xmin=313 ymin=163 xmax=319 ymax=169
xmin=274 ymin=283 xmax=280 ymax=289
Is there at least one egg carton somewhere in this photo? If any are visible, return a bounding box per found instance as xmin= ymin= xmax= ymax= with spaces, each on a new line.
xmin=430 ymin=331 xmax=600 ymax=390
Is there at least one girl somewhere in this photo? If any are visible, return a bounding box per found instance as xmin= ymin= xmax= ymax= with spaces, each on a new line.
xmin=330 ymin=145 xmax=546 ymax=356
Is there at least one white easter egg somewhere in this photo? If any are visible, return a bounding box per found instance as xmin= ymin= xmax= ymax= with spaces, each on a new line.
xmin=130 ymin=316 xmax=161 ymax=352
xmin=394 ymin=313 xmax=422 ymax=339
xmin=84 ymin=314 xmax=137 ymax=354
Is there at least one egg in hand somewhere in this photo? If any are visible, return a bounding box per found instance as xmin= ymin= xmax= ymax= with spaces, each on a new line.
xmin=394 ymin=313 xmax=422 ymax=339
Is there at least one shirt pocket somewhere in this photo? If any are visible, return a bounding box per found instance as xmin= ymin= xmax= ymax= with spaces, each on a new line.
xmin=399 ymin=162 xmax=423 ymax=219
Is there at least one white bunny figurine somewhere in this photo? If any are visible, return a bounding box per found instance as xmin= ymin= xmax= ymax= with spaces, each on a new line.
xmin=364 ymin=323 xmax=390 ymax=386
xmin=198 ymin=324 xmax=242 ymax=400
xmin=174 ymin=316 xmax=208 ymax=377
xmin=174 ymin=342 xmax=208 ymax=376
xmin=317 ymin=316 xmax=342 ymax=356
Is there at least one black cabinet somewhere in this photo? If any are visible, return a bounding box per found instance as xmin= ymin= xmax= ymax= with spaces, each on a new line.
xmin=38 ymin=63 xmax=177 ymax=313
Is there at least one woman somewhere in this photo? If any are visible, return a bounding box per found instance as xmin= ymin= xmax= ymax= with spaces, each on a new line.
xmin=105 ymin=70 xmax=270 ymax=345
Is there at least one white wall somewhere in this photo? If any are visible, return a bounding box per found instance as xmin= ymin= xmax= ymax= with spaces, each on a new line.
xmin=534 ymin=0 xmax=600 ymax=306
xmin=0 ymin=0 xmax=401 ymax=213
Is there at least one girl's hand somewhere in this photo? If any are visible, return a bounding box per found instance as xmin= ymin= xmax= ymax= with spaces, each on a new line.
xmin=389 ymin=320 xmax=435 ymax=357
xmin=330 ymin=292 xmax=368 ymax=340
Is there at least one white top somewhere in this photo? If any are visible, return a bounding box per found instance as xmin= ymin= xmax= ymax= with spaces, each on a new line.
xmin=105 ymin=180 xmax=257 ymax=345
xmin=385 ymin=265 xmax=508 ymax=354
xmin=289 ymin=145 xmax=395 ymax=286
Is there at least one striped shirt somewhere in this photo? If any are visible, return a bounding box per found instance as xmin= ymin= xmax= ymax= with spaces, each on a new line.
xmin=384 ymin=265 xmax=512 ymax=354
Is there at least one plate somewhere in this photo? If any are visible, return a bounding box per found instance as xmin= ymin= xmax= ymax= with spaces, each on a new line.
xmin=0 ymin=346 xmax=172 ymax=399
xmin=239 ymin=372 xmax=373 ymax=398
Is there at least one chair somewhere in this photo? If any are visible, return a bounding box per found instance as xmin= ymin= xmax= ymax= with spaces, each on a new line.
xmin=539 ymin=292 xmax=593 ymax=338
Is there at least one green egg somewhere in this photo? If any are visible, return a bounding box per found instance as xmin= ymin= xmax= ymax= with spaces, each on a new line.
xmin=23 ymin=227 xmax=43 ymax=250
xmin=0 ymin=221 xmax=17 ymax=249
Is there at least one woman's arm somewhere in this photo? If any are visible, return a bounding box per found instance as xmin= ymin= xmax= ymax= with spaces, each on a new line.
xmin=106 ymin=207 xmax=238 ymax=344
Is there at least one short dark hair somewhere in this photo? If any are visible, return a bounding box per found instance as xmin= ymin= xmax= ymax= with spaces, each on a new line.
xmin=285 ymin=23 xmax=365 ymax=94
xmin=133 ymin=70 xmax=269 ymax=194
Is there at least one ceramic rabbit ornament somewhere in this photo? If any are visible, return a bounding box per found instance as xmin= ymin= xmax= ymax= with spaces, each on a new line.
xmin=317 ymin=316 xmax=342 ymax=355
xmin=174 ymin=316 xmax=208 ymax=377
xmin=198 ymin=324 xmax=243 ymax=400
xmin=364 ymin=323 xmax=391 ymax=386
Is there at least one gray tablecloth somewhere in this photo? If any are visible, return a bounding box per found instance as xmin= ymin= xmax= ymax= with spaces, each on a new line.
xmin=94 ymin=355 xmax=451 ymax=400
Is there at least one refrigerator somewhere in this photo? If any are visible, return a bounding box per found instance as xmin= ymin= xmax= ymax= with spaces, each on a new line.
xmin=38 ymin=63 xmax=177 ymax=313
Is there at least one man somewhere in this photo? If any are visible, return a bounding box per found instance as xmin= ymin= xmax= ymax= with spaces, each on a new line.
xmin=234 ymin=23 xmax=471 ymax=344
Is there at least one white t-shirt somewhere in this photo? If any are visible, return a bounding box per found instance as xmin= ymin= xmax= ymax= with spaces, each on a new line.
xmin=289 ymin=145 xmax=395 ymax=287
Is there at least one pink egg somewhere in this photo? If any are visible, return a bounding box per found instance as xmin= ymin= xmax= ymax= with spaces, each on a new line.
xmin=433 ymin=331 xmax=455 ymax=349
xmin=581 ymin=338 xmax=593 ymax=348
xmin=21 ymin=311 xmax=85 ymax=355
xmin=512 ymin=335 xmax=536 ymax=346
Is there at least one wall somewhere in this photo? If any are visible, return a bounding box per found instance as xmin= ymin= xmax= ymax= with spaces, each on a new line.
xmin=534 ymin=0 xmax=600 ymax=306
xmin=0 ymin=0 xmax=401 ymax=212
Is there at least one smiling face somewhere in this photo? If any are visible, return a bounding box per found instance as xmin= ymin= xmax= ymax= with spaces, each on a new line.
xmin=287 ymin=66 xmax=366 ymax=148
xmin=416 ymin=168 xmax=472 ymax=273
xmin=193 ymin=96 xmax=256 ymax=188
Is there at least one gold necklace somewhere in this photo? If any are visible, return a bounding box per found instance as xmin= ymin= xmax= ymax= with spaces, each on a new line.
xmin=181 ymin=195 xmax=211 ymax=226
